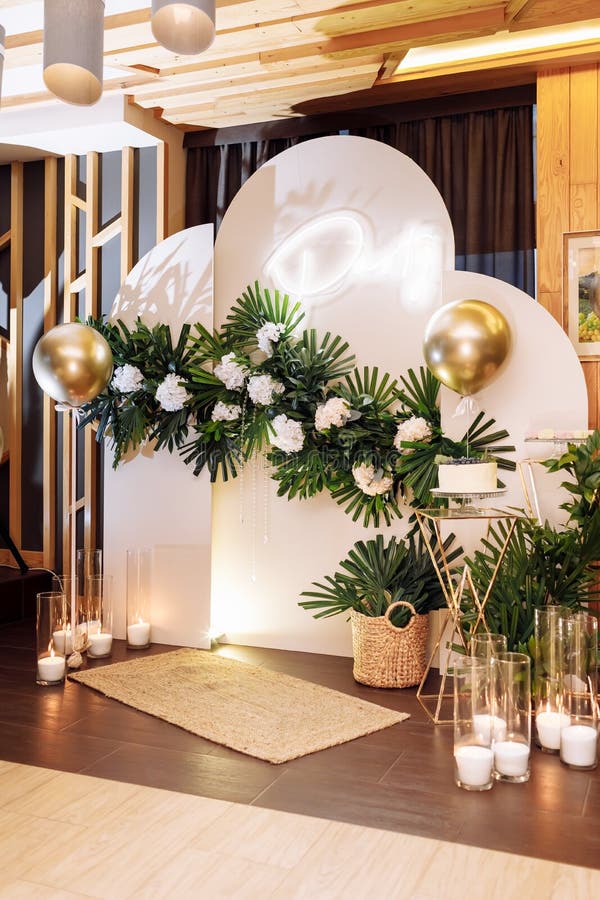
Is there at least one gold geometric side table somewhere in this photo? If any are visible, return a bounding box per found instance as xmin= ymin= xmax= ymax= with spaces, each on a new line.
xmin=414 ymin=503 xmax=524 ymax=725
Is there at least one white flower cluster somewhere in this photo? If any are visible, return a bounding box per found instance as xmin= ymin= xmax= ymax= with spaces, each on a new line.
xmin=393 ymin=416 xmax=433 ymax=453
xmin=247 ymin=374 xmax=285 ymax=406
xmin=270 ymin=414 xmax=304 ymax=454
xmin=352 ymin=463 xmax=394 ymax=496
xmin=111 ymin=364 xmax=144 ymax=394
xmin=211 ymin=401 xmax=241 ymax=422
xmin=315 ymin=397 xmax=351 ymax=432
xmin=256 ymin=321 xmax=285 ymax=356
xmin=214 ymin=353 xmax=248 ymax=391
xmin=155 ymin=373 xmax=191 ymax=412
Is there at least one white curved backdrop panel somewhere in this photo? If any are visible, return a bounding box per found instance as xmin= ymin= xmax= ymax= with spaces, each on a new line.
xmin=104 ymin=225 xmax=214 ymax=648
xmin=213 ymin=136 xmax=455 ymax=655
xmin=440 ymin=271 xmax=588 ymax=534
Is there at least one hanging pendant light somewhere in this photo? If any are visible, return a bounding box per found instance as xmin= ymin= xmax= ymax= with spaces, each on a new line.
xmin=43 ymin=0 xmax=105 ymax=106
xmin=0 ymin=24 xmax=5 ymax=105
xmin=151 ymin=0 xmax=216 ymax=55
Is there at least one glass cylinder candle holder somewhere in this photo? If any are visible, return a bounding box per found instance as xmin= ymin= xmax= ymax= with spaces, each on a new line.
xmin=453 ymin=658 xmax=495 ymax=791
xmin=534 ymin=606 xmax=568 ymax=753
xmin=469 ymin=632 xmax=508 ymax=661
xmin=86 ymin=575 xmax=113 ymax=659
xmin=560 ymin=612 xmax=599 ymax=771
xmin=493 ymin=652 xmax=531 ymax=783
xmin=36 ymin=592 xmax=67 ymax=685
xmin=126 ymin=548 xmax=153 ymax=649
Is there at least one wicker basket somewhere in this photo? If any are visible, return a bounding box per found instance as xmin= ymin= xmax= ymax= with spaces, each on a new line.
xmin=350 ymin=600 xmax=429 ymax=689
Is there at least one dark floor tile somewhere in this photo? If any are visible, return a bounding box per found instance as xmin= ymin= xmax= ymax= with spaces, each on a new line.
xmin=63 ymin=703 xmax=218 ymax=754
xmin=81 ymin=743 xmax=285 ymax=804
xmin=252 ymin=769 xmax=465 ymax=839
xmin=0 ymin=721 xmax=121 ymax=772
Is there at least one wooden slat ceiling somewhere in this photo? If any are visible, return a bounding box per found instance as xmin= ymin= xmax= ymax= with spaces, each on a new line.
xmin=3 ymin=0 xmax=600 ymax=130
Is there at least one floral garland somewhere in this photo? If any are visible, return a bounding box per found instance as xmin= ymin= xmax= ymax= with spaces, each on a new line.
xmin=81 ymin=283 xmax=516 ymax=527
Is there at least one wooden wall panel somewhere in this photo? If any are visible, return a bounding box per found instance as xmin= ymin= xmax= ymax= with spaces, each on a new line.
xmin=537 ymin=64 xmax=600 ymax=428
xmin=537 ymin=69 xmax=570 ymax=311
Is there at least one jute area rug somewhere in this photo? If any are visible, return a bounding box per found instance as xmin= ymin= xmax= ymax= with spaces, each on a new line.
xmin=70 ymin=649 xmax=409 ymax=764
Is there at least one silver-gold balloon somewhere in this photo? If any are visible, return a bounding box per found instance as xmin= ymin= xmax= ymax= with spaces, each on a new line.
xmin=423 ymin=299 xmax=511 ymax=397
xmin=32 ymin=323 xmax=113 ymax=407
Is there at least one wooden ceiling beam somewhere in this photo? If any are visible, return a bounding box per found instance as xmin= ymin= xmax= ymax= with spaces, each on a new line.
xmin=133 ymin=54 xmax=382 ymax=104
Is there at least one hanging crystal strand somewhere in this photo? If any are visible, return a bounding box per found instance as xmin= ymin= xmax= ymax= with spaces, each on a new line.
xmin=238 ymin=393 xmax=248 ymax=524
xmin=263 ymin=452 xmax=270 ymax=545
xmin=250 ymin=452 xmax=258 ymax=583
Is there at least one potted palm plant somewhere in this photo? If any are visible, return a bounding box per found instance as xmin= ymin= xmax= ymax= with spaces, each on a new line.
xmin=299 ymin=532 xmax=459 ymax=688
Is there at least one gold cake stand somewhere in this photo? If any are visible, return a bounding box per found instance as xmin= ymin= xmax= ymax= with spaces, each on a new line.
xmin=414 ymin=496 xmax=525 ymax=725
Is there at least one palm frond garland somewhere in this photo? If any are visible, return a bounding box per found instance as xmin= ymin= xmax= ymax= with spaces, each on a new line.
xmin=80 ymin=286 xmax=515 ymax=526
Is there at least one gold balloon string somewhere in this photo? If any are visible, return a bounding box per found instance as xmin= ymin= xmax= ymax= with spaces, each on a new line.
xmin=452 ymin=396 xmax=479 ymax=457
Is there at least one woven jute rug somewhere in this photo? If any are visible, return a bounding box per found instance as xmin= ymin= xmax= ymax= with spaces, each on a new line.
xmin=70 ymin=649 xmax=409 ymax=764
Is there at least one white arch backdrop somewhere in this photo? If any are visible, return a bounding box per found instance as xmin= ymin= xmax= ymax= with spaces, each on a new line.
xmin=103 ymin=136 xmax=588 ymax=657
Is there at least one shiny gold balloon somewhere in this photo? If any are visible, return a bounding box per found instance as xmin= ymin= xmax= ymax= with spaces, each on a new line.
xmin=423 ymin=299 xmax=511 ymax=397
xmin=32 ymin=323 xmax=113 ymax=407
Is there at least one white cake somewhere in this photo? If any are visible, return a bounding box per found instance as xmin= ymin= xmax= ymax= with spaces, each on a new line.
xmin=437 ymin=459 xmax=498 ymax=493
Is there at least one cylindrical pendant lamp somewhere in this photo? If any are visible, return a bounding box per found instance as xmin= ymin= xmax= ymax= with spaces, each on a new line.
xmin=43 ymin=0 xmax=105 ymax=106
xmin=151 ymin=0 xmax=216 ymax=55
xmin=0 ymin=24 xmax=5 ymax=104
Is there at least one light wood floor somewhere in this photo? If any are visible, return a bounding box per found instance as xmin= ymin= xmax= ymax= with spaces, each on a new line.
xmin=0 ymin=761 xmax=598 ymax=900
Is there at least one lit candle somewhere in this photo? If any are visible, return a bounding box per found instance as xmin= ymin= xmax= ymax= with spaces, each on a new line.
xmin=37 ymin=648 xmax=66 ymax=684
xmin=455 ymin=745 xmax=494 ymax=788
xmin=536 ymin=711 xmax=571 ymax=751
xmin=493 ymin=741 xmax=530 ymax=778
xmin=127 ymin=620 xmax=151 ymax=648
xmin=52 ymin=625 xmax=73 ymax=655
xmin=472 ymin=714 xmax=507 ymax=744
xmin=560 ymin=725 xmax=598 ymax=768
xmin=87 ymin=632 xmax=113 ymax=658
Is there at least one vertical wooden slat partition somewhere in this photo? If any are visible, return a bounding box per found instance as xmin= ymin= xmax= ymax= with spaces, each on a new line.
xmin=537 ymin=64 xmax=600 ymax=428
xmin=43 ymin=157 xmax=58 ymax=569
xmin=8 ymin=164 xmax=24 ymax=562
xmin=1 ymin=140 xmax=177 ymax=574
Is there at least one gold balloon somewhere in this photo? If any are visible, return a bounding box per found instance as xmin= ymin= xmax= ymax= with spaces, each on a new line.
xmin=32 ymin=323 xmax=113 ymax=407
xmin=423 ymin=299 xmax=511 ymax=397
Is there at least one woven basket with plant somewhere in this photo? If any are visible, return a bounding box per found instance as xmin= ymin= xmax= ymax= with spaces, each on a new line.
xmin=299 ymin=532 xmax=460 ymax=688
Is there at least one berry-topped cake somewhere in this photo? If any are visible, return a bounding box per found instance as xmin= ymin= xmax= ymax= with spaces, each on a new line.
xmin=437 ymin=457 xmax=498 ymax=493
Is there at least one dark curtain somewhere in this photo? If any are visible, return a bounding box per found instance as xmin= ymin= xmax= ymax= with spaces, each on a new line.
xmin=186 ymin=135 xmax=331 ymax=233
xmin=350 ymin=106 xmax=535 ymax=295
xmin=186 ymin=105 xmax=535 ymax=295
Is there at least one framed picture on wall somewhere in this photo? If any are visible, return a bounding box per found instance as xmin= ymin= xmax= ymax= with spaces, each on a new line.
xmin=564 ymin=230 xmax=600 ymax=357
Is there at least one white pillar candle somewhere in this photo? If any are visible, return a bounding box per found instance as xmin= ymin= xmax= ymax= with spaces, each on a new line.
xmin=37 ymin=653 xmax=66 ymax=683
xmin=536 ymin=711 xmax=571 ymax=750
xmin=87 ymin=632 xmax=113 ymax=657
xmin=455 ymin=746 xmax=493 ymax=787
xmin=472 ymin=714 xmax=507 ymax=744
xmin=560 ymin=725 xmax=598 ymax=768
xmin=52 ymin=627 xmax=73 ymax=655
xmin=127 ymin=621 xmax=151 ymax=647
xmin=493 ymin=741 xmax=530 ymax=777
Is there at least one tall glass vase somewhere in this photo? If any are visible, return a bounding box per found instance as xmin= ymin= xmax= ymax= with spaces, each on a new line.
xmin=534 ymin=606 xmax=568 ymax=753
xmin=36 ymin=592 xmax=67 ymax=686
xmin=560 ymin=612 xmax=599 ymax=770
xmin=453 ymin=658 xmax=495 ymax=791
xmin=126 ymin=548 xmax=153 ymax=649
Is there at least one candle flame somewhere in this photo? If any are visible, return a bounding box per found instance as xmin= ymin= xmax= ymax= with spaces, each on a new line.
xmin=48 ymin=641 xmax=55 ymax=658
xmin=138 ymin=616 xmax=145 ymax=625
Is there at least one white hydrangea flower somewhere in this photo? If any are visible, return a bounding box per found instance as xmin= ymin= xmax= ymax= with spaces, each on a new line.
xmin=247 ymin=374 xmax=285 ymax=406
xmin=111 ymin=364 xmax=144 ymax=394
xmin=211 ymin=401 xmax=242 ymax=422
xmin=315 ymin=397 xmax=351 ymax=432
xmin=155 ymin=373 xmax=191 ymax=412
xmin=214 ymin=353 xmax=248 ymax=391
xmin=394 ymin=416 xmax=433 ymax=453
xmin=256 ymin=321 xmax=285 ymax=356
xmin=270 ymin=414 xmax=304 ymax=454
xmin=352 ymin=463 xmax=394 ymax=496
